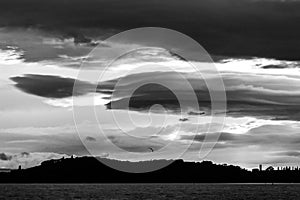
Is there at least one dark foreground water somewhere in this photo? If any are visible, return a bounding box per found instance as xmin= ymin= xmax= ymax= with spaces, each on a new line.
xmin=0 ymin=184 xmax=299 ymax=200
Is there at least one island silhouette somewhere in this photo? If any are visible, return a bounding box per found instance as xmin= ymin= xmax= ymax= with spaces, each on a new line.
xmin=0 ymin=156 xmax=299 ymax=183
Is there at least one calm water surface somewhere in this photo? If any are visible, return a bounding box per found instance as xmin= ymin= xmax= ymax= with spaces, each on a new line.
xmin=0 ymin=183 xmax=299 ymax=200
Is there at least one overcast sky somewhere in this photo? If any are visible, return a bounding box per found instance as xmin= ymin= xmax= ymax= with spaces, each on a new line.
xmin=0 ymin=0 xmax=300 ymax=170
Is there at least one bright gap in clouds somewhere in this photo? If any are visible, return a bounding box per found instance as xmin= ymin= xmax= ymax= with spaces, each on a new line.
xmin=217 ymin=57 xmax=300 ymax=76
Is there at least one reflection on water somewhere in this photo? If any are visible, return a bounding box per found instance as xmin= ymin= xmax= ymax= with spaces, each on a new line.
xmin=0 ymin=183 xmax=299 ymax=200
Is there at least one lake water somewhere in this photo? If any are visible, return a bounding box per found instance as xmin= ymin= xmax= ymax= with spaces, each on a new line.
xmin=0 ymin=184 xmax=299 ymax=199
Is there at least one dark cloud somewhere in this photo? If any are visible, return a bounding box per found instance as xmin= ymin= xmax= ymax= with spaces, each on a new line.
xmin=10 ymin=74 xmax=97 ymax=98
xmin=179 ymin=118 xmax=189 ymax=122
xmin=107 ymin=135 xmax=165 ymax=153
xmin=0 ymin=153 xmax=12 ymax=161
xmin=1 ymin=0 xmax=300 ymax=60
xmin=21 ymin=152 xmax=30 ymax=157
xmin=261 ymin=65 xmax=288 ymax=69
xmin=0 ymin=28 xmax=109 ymax=65
xmin=274 ymin=151 xmax=300 ymax=158
xmin=101 ymin=71 xmax=211 ymax=114
xmin=85 ymin=136 xmax=96 ymax=142
xmin=181 ymin=129 xmax=300 ymax=151
xmin=181 ymin=132 xmax=239 ymax=143
xmin=99 ymin=71 xmax=300 ymax=121
xmin=10 ymin=70 xmax=300 ymax=121
xmin=188 ymin=111 xmax=206 ymax=116
xmin=107 ymin=83 xmax=181 ymax=113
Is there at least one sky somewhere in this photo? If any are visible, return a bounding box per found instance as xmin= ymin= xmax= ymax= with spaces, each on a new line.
xmin=0 ymin=0 xmax=300 ymax=170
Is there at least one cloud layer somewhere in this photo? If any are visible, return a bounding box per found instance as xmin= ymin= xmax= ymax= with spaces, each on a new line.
xmin=0 ymin=0 xmax=300 ymax=60
xmin=10 ymin=74 xmax=97 ymax=98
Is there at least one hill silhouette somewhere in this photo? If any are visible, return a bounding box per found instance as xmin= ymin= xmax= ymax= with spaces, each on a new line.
xmin=0 ymin=156 xmax=300 ymax=183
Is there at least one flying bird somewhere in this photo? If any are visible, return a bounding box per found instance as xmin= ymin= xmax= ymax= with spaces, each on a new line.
xmin=148 ymin=147 xmax=154 ymax=152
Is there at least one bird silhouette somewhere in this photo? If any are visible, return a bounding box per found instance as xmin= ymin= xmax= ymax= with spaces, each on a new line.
xmin=179 ymin=118 xmax=189 ymax=122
